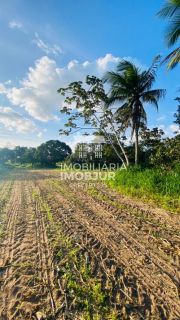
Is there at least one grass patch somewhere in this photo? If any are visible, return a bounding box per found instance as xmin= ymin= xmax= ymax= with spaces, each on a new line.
xmin=107 ymin=166 xmax=180 ymax=212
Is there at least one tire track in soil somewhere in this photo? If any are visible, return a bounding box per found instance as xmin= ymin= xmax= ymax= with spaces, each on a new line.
xmin=69 ymin=182 xmax=180 ymax=280
xmin=0 ymin=180 xmax=22 ymax=319
xmin=88 ymin=185 xmax=180 ymax=268
xmin=33 ymin=185 xmax=57 ymax=317
xmin=60 ymin=180 xmax=180 ymax=270
xmin=0 ymin=170 xmax=179 ymax=320
xmin=0 ymin=176 xmax=57 ymax=319
xmin=0 ymin=180 xmax=14 ymax=218
xmin=38 ymin=177 xmax=180 ymax=320
xmin=36 ymin=185 xmax=148 ymax=319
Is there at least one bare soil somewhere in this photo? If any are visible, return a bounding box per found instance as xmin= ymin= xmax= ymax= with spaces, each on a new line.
xmin=0 ymin=170 xmax=179 ymax=320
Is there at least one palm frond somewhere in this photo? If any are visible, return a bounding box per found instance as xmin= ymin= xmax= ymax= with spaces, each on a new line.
xmin=102 ymin=57 xmax=165 ymax=142
xmin=141 ymin=89 xmax=166 ymax=110
xmin=141 ymin=95 xmax=158 ymax=110
xmin=103 ymin=70 xmax=138 ymax=96
xmin=157 ymin=0 xmax=180 ymax=18
xmin=108 ymin=94 xmax=127 ymax=105
xmin=117 ymin=60 xmax=141 ymax=85
xmin=140 ymin=55 xmax=161 ymax=91
xmin=103 ymin=71 xmax=127 ymax=88
xmin=157 ymin=0 xmax=180 ymax=47
xmin=142 ymin=89 xmax=166 ymax=103
xmin=115 ymin=102 xmax=131 ymax=115
xmin=149 ymin=55 xmax=162 ymax=73
xmin=116 ymin=60 xmax=135 ymax=72
xmin=166 ymin=15 xmax=180 ymax=46
xmin=162 ymin=47 xmax=180 ymax=69
xmin=110 ymin=86 xmax=132 ymax=97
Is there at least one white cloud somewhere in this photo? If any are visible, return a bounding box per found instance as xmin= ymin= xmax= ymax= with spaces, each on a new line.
xmin=9 ymin=20 xmax=23 ymax=30
xmin=4 ymin=80 xmax=12 ymax=85
xmin=0 ymin=106 xmax=37 ymax=133
xmin=97 ymin=54 xmax=146 ymax=71
xmin=156 ymin=115 xmax=166 ymax=122
xmin=0 ymin=140 xmax=17 ymax=149
xmin=169 ymin=124 xmax=180 ymax=134
xmin=0 ymin=84 xmax=6 ymax=94
xmin=33 ymin=33 xmax=63 ymax=56
xmin=3 ymin=56 xmax=60 ymax=121
xmin=67 ymin=60 xmax=79 ymax=70
xmin=0 ymin=54 xmax=144 ymax=123
xmin=0 ymin=138 xmax=41 ymax=149
xmin=97 ymin=53 xmax=120 ymax=70
xmin=158 ymin=124 xmax=180 ymax=136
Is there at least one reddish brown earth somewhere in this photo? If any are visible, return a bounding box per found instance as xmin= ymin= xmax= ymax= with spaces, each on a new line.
xmin=0 ymin=170 xmax=179 ymax=320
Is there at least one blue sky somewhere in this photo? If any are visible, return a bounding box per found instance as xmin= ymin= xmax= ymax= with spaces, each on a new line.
xmin=0 ymin=0 xmax=179 ymax=149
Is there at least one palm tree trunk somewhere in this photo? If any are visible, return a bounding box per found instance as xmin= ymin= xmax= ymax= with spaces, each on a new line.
xmin=135 ymin=125 xmax=139 ymax=165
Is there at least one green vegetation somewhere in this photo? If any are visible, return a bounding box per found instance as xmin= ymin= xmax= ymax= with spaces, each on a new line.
xmin=55 ymin=242 xmax=111 ymax=319
xmin=58 ymin=83 xmax=179 ymax=211
xmin=57 ymin=1 xmax=180 ymax=171
xmin=0 ymin=140 xmax=71 ymax=168
xmin=107 ymin=166 xmax=180 ymax=212
xmin=157 ymin=0 xmax=180 ymax=69
xmin=58 ymin=75 xmax=129 ymax=168
xmin=0 ymin=1 xmax=178 ymax=216
xmin=103 ymin=57 xmax=165 ymax=165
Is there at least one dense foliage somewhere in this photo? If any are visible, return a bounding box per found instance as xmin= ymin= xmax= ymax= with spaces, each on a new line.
xmin=58 ymin=58 xmax=166 ymax=166
xmin=0 ymin=140 xmax=72 ymax=167
xmin=65 ymin=126 xmax=180 ymax=170
xmin=58 ymin=75 xmax=129 ymax=168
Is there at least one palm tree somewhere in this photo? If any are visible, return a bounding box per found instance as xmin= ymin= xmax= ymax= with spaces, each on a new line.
xmin=103 ymin=58 xmax=166 ymax=165
xmin=157 ymin=0 xmax=180 ymax=69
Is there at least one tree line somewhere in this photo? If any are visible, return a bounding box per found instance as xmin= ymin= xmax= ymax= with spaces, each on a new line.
xmin=0 ymin=140 xmax=72 ymax=167
xmin=67 ymin=126 xmax=180 ymax=169
xmin=1 ymin=126 xmax=179 ymax=169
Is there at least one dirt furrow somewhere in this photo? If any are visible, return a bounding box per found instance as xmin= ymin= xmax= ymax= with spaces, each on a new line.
xmin=0 ymin=178 xmax=57 ymax=319
xmin=33 ymin=186 xmax=57 ymax=316
xmin=0 ymin=181 xmax=22 ymax=319
xmin=38 ymin=178 xmax=180 ymax=319
xmin=54 ymin=180 xmax=180 ymax=274
xmin=0 ymin=170 xmax=179 ymax=320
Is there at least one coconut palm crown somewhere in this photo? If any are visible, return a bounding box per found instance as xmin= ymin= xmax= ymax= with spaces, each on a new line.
xmin=103 ymin=58 xmax=166 ymax=165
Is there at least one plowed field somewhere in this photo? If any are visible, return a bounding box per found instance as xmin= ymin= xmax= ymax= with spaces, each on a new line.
xmin=0 ymin=170 xmax=179 ymax=320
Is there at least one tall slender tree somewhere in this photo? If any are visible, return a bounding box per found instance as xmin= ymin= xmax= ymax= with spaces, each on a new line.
xmin=157 ymin=0 xmax=180 ymax=69
xmin=104 ymin=58 xmax=166 ymax=165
